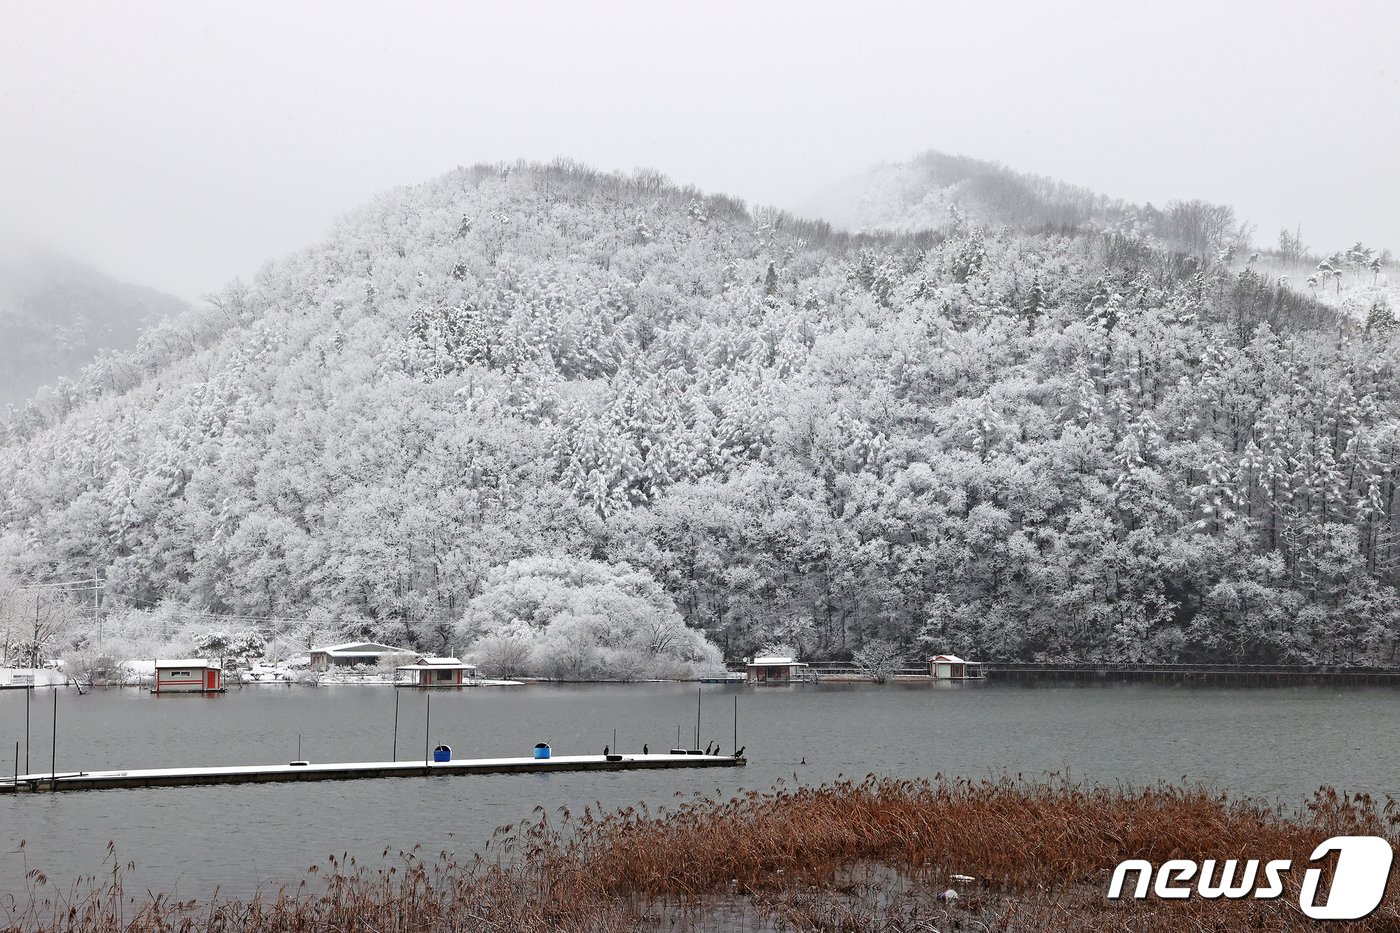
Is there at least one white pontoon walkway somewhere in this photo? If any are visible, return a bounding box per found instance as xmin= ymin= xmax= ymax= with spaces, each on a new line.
xmin=0 ymin=752 xmax=745 ymax=794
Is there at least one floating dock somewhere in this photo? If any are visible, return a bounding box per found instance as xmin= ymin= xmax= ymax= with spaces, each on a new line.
xmin=0 ymin=752 xmax=744 ymax=794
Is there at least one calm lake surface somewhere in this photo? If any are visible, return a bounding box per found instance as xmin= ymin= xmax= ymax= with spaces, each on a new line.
xmin=1 ymin=681 xmax=1397 ymax=901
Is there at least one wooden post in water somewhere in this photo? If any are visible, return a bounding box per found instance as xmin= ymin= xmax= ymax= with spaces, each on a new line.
xmin=13 ymin=741 xmax=17 ymax=783
xmin=733 ymin=695 xmax=737 ymax=756
xmin=50 ymin=687 xmax=57 ymax=784
xmin=25 ymin=686 xmax=30 ymax=774
xmin=424 ymin=693 xmax=431 ymax=765
xmin=392 ymin=691 xmax=400 ymax=761
xmin=695 ymin=687 xmax=701 ymax=750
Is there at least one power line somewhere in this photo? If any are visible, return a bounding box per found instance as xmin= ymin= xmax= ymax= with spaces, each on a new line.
xmin=12 ymin=578 xmax=102 ymax=590
xmin=116 ymin=591 xmax=310 ymax=625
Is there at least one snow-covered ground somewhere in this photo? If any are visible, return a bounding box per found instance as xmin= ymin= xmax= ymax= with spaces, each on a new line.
xmin=289 ymin=668 xmax=524 ymax=687
xmin=241 ymin=663 xmax=304 ymax=684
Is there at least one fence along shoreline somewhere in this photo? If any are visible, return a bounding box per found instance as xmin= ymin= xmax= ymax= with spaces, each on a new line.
xmin=802 ymin=661 xmax=1400 ymax=686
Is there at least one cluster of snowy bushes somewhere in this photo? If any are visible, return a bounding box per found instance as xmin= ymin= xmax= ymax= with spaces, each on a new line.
xmin=458 ymin=557 xmax=720 ymax=680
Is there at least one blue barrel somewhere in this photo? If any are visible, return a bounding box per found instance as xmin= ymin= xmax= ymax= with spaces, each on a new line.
xmin=433 ymin=744 xmax=451 ymax=763
xmin=533 ymin=742 xmax=551 ymax=759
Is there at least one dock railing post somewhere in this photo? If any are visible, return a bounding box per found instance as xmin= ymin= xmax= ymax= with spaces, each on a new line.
xmin=733 ymin=695 xmax=737 ymax=757
xmin=25 ymin=686 xmax=30 ymax=774
xmin=424 ymin=693 xmax=431 ymax=766
xmin=695 ymin=687 xmax=701 ymax=750
xmin=392 ymin=690 xmax=400 ymax=761
xmin=50 ymin=687 xmax=57 ymax=787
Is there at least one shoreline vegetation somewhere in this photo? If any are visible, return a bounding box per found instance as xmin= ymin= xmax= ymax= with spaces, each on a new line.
xmin=5 ymin=775 xmax=1397 ymax=932
xmin=28 ymin=660 xmax=1400 ymax=692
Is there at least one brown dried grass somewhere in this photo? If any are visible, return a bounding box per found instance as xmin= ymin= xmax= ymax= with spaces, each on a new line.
xmin=4 ymin=774 xmax=1398 ymax=932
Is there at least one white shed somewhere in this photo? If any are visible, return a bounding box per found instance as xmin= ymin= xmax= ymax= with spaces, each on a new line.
xmin=154 ymin=659 xmax=223 ymax=693
xmin=930 ymin=654 xmax=983 ymax=679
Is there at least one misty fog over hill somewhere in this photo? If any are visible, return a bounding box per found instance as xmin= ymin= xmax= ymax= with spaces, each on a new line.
xmin=0 ymin=245 xmax=188 ymax=408
xmin=806 ymin=151 xmax=1396 ymax=324
xmin=803 ymin=151 xmax=1135 ymax=236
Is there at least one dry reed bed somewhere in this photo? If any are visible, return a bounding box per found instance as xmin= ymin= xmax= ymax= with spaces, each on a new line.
xmin=4 ymin=775 xmax=1398 ymax=932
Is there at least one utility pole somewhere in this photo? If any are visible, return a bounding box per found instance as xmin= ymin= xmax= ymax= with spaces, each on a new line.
xmin=33 ymin=591 xmax=41 ymax=670
xmin=94 ymin=577 xmax=102 ymax=657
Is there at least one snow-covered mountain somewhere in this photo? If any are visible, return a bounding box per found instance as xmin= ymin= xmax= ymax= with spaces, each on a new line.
xmin=1 ymin=159 xmax=1394 ymax=671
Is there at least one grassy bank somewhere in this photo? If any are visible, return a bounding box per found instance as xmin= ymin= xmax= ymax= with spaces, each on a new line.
xmin=5 ymin=774 xmax=1398 ymax=931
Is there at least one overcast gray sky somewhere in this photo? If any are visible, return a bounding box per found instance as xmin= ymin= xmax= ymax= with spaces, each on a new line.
xmin=3 ymin=0 xmax=1397 ymax=299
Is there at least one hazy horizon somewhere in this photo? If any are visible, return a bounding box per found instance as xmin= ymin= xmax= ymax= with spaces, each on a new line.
xmin=4 ymin=0 xmax=1398 ymax=300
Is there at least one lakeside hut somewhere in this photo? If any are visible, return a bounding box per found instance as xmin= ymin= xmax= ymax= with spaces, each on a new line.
xmin=929 ymin=654 xmax=983 ymax=680
xmin=396 ymin=656 xmax=477 ymax=686
xmin=154 ymin=659 xmax=223 ymax=693
xmin=308 ymin=641 xmax=410 ymax=671
xmin=745 ymin=656 xmax=809 ymax=685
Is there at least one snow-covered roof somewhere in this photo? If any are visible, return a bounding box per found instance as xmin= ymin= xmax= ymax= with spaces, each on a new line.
xmin=749 ymin=656 xmax=807 ymax=666
xmin=397 ymin=657 xmax=476 ymax=670
xmin=155 ymin=658 xmax=221 ymax=670
xmin=931 ymin=655 xmax=978 ymax=664
xmin=312 ymin=642 xmax=409 ymax=656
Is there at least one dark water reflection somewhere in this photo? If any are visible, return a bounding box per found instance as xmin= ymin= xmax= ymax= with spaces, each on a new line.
xmin=1 ymin=681 xmax=1396 ymax=900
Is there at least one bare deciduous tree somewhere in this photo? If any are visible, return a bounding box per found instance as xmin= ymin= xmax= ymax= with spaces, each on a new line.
xmin=853 ymin=639 xmax=905 ymax=684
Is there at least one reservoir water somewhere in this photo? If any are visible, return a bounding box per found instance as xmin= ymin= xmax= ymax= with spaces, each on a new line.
xmin=1 ymin=681 xmax=1396 ymax=902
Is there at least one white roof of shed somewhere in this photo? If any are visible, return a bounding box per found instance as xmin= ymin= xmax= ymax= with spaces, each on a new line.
xmin=749 ymin=656 xmax=807 ymax=666
xmin=397 ymin=657 xmax=476 ymax=670
xmin=155 ymin=658 xmax=221 ymax=669
xmin=312 ymin=642 xmax=409 ymax=655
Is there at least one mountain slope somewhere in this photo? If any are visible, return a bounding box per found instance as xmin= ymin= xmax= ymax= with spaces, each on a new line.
xmin=1 ymin=159 xmax=1396 ymax=669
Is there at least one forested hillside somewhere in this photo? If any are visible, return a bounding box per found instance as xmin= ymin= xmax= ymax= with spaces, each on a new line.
xmin=2 ymin=159 xmax=1398 ymax=671
xmin=0 ymin=245 xmax=188 ymax=409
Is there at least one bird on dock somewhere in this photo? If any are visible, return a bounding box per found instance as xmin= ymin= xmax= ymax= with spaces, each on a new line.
xmin=642 ymin=743 xmax=649 ymax=754
xmin=734 ymin=745 xmax=745 ymax=758
xmin=704 ymin=741 xmax=714 ymax=755
xmin=709 ymin=745 xmax=720 ymax=756
xmin=603 ymin=745 xmax=610 ymax=756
